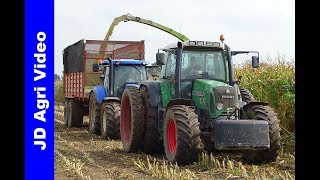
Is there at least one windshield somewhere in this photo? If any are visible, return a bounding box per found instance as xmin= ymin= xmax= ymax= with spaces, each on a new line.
xmin=180 ymin=51 xmax=227 ymax=82
xmin=114 ymin=65 xmax=146 ymax=89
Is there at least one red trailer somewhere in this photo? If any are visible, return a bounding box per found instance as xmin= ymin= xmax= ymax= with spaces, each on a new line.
xmin=63 ymin=39 xmax=145 ymax=127
xmin=63 ymin=39 xmax=145 ymax=101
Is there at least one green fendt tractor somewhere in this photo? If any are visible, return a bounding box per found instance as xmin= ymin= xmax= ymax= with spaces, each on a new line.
xmin=120 ymin=35 xmax=281 ymax=165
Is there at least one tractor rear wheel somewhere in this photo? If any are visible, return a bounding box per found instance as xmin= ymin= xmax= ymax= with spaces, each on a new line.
xmin=140 ymin=86 xmax=163 ymax=154
xmin=89 ymin=93 xmax=101 ymax=134
xmin=242 ymin=105 xmax=281 ymax=164
xmin=120 ymin=88 xmax=145 ymax=152
xmin=164 ymin=105 xmax=201 ymax=165
xmin=64 ymin=99 xmax=70 ymax=126
xmin=100 ymin=101 xmax=121 ymax=140
xmin=68 ymin=99 xmax=84 ymax=127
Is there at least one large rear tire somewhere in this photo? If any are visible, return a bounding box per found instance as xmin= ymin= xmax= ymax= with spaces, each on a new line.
xmin=100 ymin=101 xmax=121 ymax=140
xmin=140 ymin=86 xmax=163 ymax=154
xmin=89 ymin=93 xmax=101 ymax=134
xmin=164 ymin=105 xmax=201 ymax=165
xmin=242 ymin=105 xmax=281 ymax=164
xmin=120 ymin=88 xmax=145 ymax=153
xmin=68 ymin=99 xmax=84 ymax=127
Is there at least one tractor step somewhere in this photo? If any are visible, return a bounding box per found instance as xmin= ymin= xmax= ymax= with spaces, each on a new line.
xmin=213 ymin=120 xmax=270 ymax=150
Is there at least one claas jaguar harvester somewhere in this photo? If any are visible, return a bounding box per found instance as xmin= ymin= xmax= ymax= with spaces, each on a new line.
xmin=120 ymin=35 xmax=281 ymax=165
xmin=63 ymin=39 xmax=148 ymax=140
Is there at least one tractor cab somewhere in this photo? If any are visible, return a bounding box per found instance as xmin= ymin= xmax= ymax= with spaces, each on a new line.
xmin=99 ymin=59 xmax=148 ymax=98
xmin=158 ymin=41 xmax=228 ymax=100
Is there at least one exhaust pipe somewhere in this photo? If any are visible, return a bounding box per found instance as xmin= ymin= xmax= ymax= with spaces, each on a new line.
xmin=107 ymin=57 xmax=114 ymax=96
xmin=175 ymin=42 xmax=182 ymax=98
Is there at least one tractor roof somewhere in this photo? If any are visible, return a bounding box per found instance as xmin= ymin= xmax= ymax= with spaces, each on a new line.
xmin=101 ymin=59 xmax=147 ymax=65
xmin=163 ymin=40 xmax=224 ymax=50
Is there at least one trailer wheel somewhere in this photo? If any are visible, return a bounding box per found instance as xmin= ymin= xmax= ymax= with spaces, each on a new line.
xmin=164 ymin=105 xmax=201 ymax=165
xmin=64 ymin=99 xmax=70 ymax=126
xmin=120 ymin=88 xmax=145 ymax=152
xmin=89 ymin=93 xmax=101 ymax=134
xmin=100 ymin=101 xmax=121 ymax=140
xmin=140 ymin=86 xmax=163 ymax=154
xmin=242 ymin=105 xmax=281 ymax=164
xmin=68 ymin=99 xmax=84 ymax=127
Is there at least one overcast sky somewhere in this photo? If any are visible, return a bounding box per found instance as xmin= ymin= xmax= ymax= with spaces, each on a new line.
xmin=55 ymin=0 xmax=295 ymax=76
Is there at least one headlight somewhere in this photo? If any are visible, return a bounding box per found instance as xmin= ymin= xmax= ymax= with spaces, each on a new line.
xmin=216 ymin=103 xmax=223 ymax=110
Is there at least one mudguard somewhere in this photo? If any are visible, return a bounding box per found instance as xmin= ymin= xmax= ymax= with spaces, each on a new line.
xmin=125 ymin=83 xmax=140 ymax=89
xmin=92 ymin=85 xmax=107 ymax=104
xmin=102 ymin=96 xmax=120 ymax=103
xmin=140 ymin=81 xmax=162 ymax=107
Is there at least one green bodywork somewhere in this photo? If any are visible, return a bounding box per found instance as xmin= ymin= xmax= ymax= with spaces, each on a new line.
xmin=160 ymin=78 xmax=235 ymax=119
xmin=192 ymin=79 xmax=234 ymax=119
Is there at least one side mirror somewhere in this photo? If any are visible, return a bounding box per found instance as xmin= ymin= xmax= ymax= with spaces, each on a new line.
xmin=92 ymin=63 xmax=99 ymax=72
xmin=156 ymin=53 xmax=165 ymax=65
xmin=252 ymin=56 xmax=259 ymax=68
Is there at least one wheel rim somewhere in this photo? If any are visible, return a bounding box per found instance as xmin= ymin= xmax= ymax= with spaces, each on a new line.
xmin=167 ymin=119 xmax=176 ymax=154
xmin=121 ymin=96 xmax=131 ymax=144
xmin=102 ymin=109 xmax=107 ymax=134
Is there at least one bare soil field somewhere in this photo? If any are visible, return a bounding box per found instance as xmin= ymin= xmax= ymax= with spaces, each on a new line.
xmin=54 ymin=103 xmax=295 ymax=180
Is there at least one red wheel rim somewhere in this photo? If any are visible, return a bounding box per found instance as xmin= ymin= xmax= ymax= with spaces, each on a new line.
xmin=167 ymin=119 xmax=176 ymax=154
xmin=121 ymin=96 xmax=131 ymax=144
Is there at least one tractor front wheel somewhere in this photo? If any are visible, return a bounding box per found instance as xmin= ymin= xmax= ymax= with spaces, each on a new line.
xmin=100 ymin=101 xmax=121 ymax=140
xmin=163 ymin=105 xmax=201 ymax=165
xmin=242 ymin=105 xmax=281 ymax=164
xmin=240 ymin=88 xmax=255 ymax=102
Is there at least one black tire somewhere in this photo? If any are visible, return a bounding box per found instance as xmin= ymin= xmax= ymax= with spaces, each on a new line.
xmin=89 ymin=93 xmax=101 ymax=134
xmin=239 ymin=88 xmax=256 ymax=119
xmin=120 ymin=88 xmax=145 ymax=153
xmin=202 ymin=137 xmax=215 ymax=153
xmin=64 ymin=99 xmax=70 ymax=126
xmin=240 ymin=88 xmax=255 ymax=102
xmin=163 ymin=105 xmax=201 ymax=165
xmin=140 ymin=86 xmax=163 ymax=154
xmin=242 ymin=105 xmax=281 ymax=164
xmin=68 ymin=99 xmax=84 ymax=127
xmin=100 ymin=101 xmax=121 ymax=140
